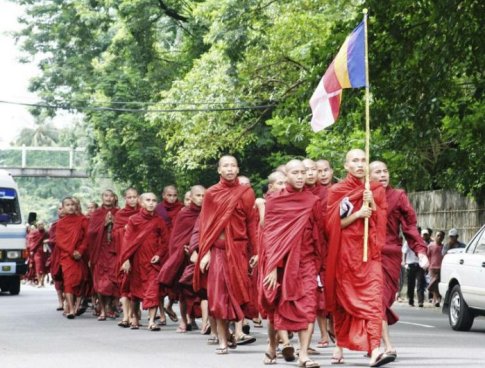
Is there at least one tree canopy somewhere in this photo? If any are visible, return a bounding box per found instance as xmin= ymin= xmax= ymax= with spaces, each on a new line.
xmin=12 ymin=0 xmax=484 ymax=200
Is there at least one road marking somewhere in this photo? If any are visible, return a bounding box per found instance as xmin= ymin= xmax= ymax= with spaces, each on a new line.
xmin=398 ymin=321 xmax=435 ymax=328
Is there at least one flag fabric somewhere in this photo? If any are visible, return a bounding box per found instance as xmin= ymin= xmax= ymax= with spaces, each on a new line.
xmin=310 ymin=21 xmax=366 ymax=132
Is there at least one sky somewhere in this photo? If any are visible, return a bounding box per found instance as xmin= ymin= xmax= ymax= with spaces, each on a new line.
xmin=0 ymin=0 xmax=74 ymax=148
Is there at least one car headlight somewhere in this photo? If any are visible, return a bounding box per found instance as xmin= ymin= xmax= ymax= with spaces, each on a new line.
xmin=7 ymin=251 xmax=21 ymax=259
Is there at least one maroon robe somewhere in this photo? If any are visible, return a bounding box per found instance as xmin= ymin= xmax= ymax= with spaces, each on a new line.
xmin=120 ymin=209 xmax=169 ymax=309
xmin=56 ymin=214 xmax=89 ymax=295
xmin=261 ymin=185 xmax=323 ymax=331
xmin=88 ymin=206 xmax=119 ymax=296
xmin=28 ymin=229 xmax=48 ymax=275
xmin=382 ymin=187 xmax=427 ymax=324
xmin=194 ymin=177 xmax=259 ymax=321
xmin=113 ymin=204 xmax=140 ymax=297
xmin=325 ymin=174 xmax=387 ymax=354
xmin=48 ymin=220 xmax=63 ymax=291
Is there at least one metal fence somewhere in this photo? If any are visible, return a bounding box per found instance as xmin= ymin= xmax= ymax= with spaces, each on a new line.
xmin=408 ymin=189 xmax=485 ymax=243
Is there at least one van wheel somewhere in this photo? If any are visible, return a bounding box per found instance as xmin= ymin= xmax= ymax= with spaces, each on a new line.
xmin=9 ymin=276 xmax=21 ymax=295
xmin=449 ymin=284 xmax=474 ymax=331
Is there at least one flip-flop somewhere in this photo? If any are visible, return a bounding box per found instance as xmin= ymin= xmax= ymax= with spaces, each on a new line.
xmin=148 ymin=324 xmax=161 ymax=331
xmin=176 ymin=326 xmax=187 ymax=333
xmin=56 ymin=307 xmax=64 ymax=311
xmin=66 ymin=314 xmax=75 ymax=320
xmin=331 ymin=356 xmax=344 ymax=365
xmin=298 ymin=359 xmax=320 ymax=368
xmin=130 ymin=323 xmax=140 ymax=330
xmin=236 ymin=334 xmax=256 ymax=345
xmin=370 ymin=352 xmax=396 ymax=367
xmin=263 ymin=352 xmax=277 ymax=365
xmin=118 ymin=320 xmax=130 ymax=328
xmin=97 ymin=316 xmax=107 ymax=321
xmin=215 ymin=347 xmax=228 ymax=355
xmin=317 ymin=340 xmax=329 ymax=348
xmin=165 ymin=309 xmax=179 ymax=322
xmin=207 ymin=336 xmax=219 ymax=345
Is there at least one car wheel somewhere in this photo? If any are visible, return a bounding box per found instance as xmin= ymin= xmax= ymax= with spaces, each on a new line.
xmin=449 ymin=284 xmax=474 ymax=331
xmin=9 ymin=276 xmax=21 ymax=295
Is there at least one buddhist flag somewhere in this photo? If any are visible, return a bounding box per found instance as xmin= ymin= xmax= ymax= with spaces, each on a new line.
xmin=310 ymin=21 xmax=366 ymax=132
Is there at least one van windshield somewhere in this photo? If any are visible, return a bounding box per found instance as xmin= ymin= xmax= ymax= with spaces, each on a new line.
xmin=0 ymin=188 xmax=21 ymax=224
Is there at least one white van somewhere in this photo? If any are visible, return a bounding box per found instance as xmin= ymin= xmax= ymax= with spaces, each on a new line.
xmin=0 ymin=169 xmax=29 ymax=295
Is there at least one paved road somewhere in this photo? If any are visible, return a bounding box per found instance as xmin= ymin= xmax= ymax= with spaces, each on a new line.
xmin=1 ymin=285 xmax=484 ymax=368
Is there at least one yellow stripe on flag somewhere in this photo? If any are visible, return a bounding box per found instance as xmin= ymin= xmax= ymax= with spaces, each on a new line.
xmin=334 ymin=37 xmax=351 ymax=88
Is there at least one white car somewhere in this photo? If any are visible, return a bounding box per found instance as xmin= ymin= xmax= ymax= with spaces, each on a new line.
xmin=439 ymin=225 xmax=485 ymax=330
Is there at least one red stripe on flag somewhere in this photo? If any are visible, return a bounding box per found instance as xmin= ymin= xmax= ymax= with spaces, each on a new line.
xmin=323 ymin=61 xmax=342 ymax=94
xmin=329 ymin=93 xmax=341 ymax=121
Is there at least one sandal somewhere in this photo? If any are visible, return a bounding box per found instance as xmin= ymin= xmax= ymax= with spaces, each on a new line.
xmin=130 ymin=323 xmax=140 ymax=330
xmin=200 ymin=323 xmax=211 ymax=335
xmin=317 ymin=340 xmax=329 ymax=348
xmin=263 ymin=352 xmax=277 ymax=365
xmin=148 ymin=324 xmax=161 ymax=331
xmin=215 ymin=347 xmax=228 ymax=355
xmin=176 ymin=325 xmax=187 ymax=333
xmin=298 ymin=359 xmax=320 ymax=368
xmin=157 ymin=319 xmax=167 ymax=326
xmin=165 ymin=308 xmax=179 ymax=322
xmin=253 ymin=319 xmax=263 ymax=328
xmin=66 ymin=314 xmax=75 ymax=320
xmin=369 ymin=352 xmax=396 ymax=367
xmin=228 ymin=334 xmax=238 ymax=349
xmin=207 ymin=336 xmax=219 ymax=345
xmin=281 ymin=344 xmax=296 ymax=362
xmin=118 ymin=320 xmax=130 ymax=328
xmin=236 ymin=333 xmax=256 ymax=345
xmin=331 ymin=355 xmax=344 ymax=365
xmin=97 ymin=316 xmax=106 ymax=321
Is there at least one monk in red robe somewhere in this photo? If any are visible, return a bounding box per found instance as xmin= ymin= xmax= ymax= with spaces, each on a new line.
xmin=302 ymin=158 xmax=332 ymax=351
xmin=325 ymin=149 xmax=389 ymax=367
xmin=48 ymin=203 xmax=64 ymax=311
xmin=370 ymin=161 xmax=429 ymax=359
xmin=27 ymin=221 xmax=48 ymax=287
xmin=88 ymin=189 xmax=119 ymax=321
xmin=56 ymin=197 xmax=89 ymax=319
xmin=155 ymin=185 xmax=184 ymax=322
xmin=183 ymin=191 xmax=192 ymax=208
xmin=120 ymin=192 xmax=169 ymax=331
xmin=113 ymin=188 xmax=140 ymax=328
xmin=316 ymin=159 xmax=335 ymax=187
xmin=159 ymin=185 xmax=205 ymax=332
xmin=194 ymin=155 xmax=259 ymax=354
xmin=261 ymin=160 xmax=323 ymax=368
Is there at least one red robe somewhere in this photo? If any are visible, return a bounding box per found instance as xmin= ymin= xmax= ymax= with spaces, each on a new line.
xmin=382 ymin=187 xmax=427 ymax=324
xmin=88 ymin=206 xmax=119 ymax=296
xmin=325 ymin=174 xmax=387 ymax=354
xmin=305 ymin=183 xmax=329 ymax=314
xmin=155 ymin=200 xmax=184 ymax=232
xmin=261 ymin=185 xmax=323 ymax=331
xmin=194 ymin=177 xmax=259 ymax=321
xmin=48 ymin=220 xmax=63 ymax=291
xmin=120 ymin=209 xmax=169 ymax=309
xmin=158 ymin=203 xmax=201 ymax=288
xmin=113 ymin=204 xmax=140 ymax=297
xmin=56 ymin=214 xmax=89 ymax=295
xmin=28 ymin=229 xmax=48 ymax=275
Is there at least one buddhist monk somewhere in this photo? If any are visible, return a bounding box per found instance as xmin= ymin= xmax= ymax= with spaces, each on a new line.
xmin=261 ymin=160 xmax=323 ymax=368
xmin=120 ymin=192 xmax=169 ymax=331
xmin=159 ymin=185 xmax=205 ymax=333
xmin=370 ymin=161 xmax=429 ymax=360
xmin=49 ymin=204 xmax=64 ymax=311
xmin=56 ymin=197 xmax=89 ymax=319
xmin=28 ymin=221 xmax=48 ymax=287
xmin=113 ymin=188 xmax=140 ymax=328
xmin=183 ymin=191 xmax=192 ymax=208
xmin=88 ymin=190 xmax=119 ymax=321
xmin=325 ymin=149 xmax=389 ymax=367
xmin=316 ymin=159 xmax=335 ymax=187
xmin=194 ymin=155 xmax=259 ymax=354
xmin=155 ymin=185 xmax=184 ymax=322
xmin=86 ymin=201 xmax=99 ymax=217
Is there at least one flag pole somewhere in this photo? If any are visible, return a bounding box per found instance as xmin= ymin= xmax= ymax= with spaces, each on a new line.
xmin=363 ymin=8 xmax=370 ymax=262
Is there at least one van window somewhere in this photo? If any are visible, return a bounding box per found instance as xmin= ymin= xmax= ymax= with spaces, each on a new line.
xmin=0 ymin=188 xmax=21 ymax=224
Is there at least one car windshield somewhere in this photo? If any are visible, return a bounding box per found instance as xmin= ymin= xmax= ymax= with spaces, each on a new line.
xmin=0 ymin=188 xmax=21 ymax=224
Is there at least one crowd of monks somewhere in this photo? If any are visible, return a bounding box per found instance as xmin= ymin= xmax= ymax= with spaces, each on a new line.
xmin=27 ymin=148 xmax=431 ymax=368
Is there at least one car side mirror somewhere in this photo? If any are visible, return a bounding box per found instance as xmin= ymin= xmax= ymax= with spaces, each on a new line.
xmin=27 ymin=212 xmax=37 ymax=225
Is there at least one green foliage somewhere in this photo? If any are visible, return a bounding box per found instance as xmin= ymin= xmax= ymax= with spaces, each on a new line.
xmin=12 ymin=0 xmax=484 ymax=201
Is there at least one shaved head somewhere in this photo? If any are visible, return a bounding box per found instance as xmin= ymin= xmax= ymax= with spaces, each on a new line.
xmin=285 ymin=159 xmax=305 ymax=172
xmin=190 ymin=185 xmax=206 ymax=195
xmin=268 ymin=171 xmax=286 ymax=193
xmin=370 ymin=161 xmax=389 ymax=187
xmin=162 ymin=185 xmax=178 ymax=203
xmin=285 ymin=160 xmax=306 ymax=190
xmin=218 ymin=155 xmax=238 ymax=167
xmin=276 ymin=164 xmax=287 ymax=175
xmin=162 ymin=185 xmax=177 ymax=195
xmin=316 ymin=159 xmax=334 ymax=186
xmin=238 ymin=176 xmax=251 ymax=186
xmin=268 ymin=171 xmax=286 ymax=185
xmin=302 ymin=158 xmax=317 ymax=185
xmin=344 ymin=149 xmax=366 ymax=179
xmin=190 ymin=185 xmax=206 ymax=207
xmin=369 ymin=161 xmax=387 ymax=172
